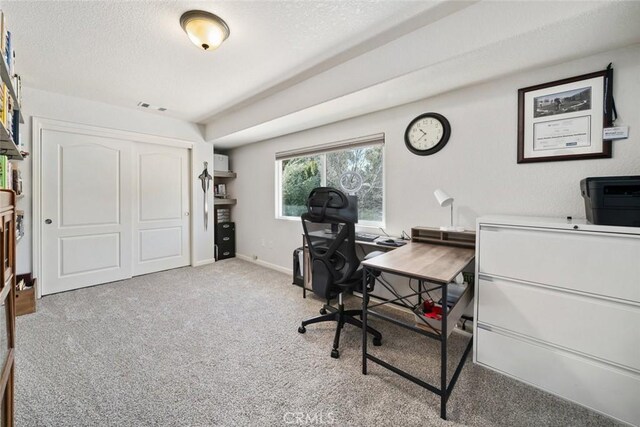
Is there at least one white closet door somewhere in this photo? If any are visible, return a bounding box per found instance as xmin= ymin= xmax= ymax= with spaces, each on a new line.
xmin=132 ymin=143 xmax=190 ymax=276
xmin=41 ymin=129 xmax=133 ymax=295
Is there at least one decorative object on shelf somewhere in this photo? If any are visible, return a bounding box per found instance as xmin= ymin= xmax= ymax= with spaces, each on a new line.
xmin=404 ymin=112 xmax=451 ymax=156
xmin=180 ymin=10 xmax=230 ymax=51
xmin=434 ymin=189 xmax=463 ymax=231
xmin=198 ymin=162 xmax=212 ymax=231
xmin=517 ymin=67 xmax=614 ymax=163
xmin=214 ymin=183 xmax=226 ymax=198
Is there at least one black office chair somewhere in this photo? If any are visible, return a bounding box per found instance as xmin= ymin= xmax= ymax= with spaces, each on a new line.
xmin=298 ymin=187 xmax=382 ymax=359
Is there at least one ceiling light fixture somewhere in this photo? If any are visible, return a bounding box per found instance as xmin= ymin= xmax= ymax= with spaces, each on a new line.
xmin=180 ymin=10 xmax=230 ymax=52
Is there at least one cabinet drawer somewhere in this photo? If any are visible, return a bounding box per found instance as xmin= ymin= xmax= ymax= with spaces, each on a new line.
xmin=476 ymin=327 xmax=640 ymax=426
xmin=478 ymin=277 xmax=640 ymax=370
xmin=215 ymin=234 xmax=235 ymax=245
xmin=217 ymin=241 xmax=235 ymax=253
xmin=478 ymin=225 xmax=640 ymax=302
xmin=216 ymin=222 xmax=235 ymax=239
xmin=216 ymin=240 xmax=235 ymax=261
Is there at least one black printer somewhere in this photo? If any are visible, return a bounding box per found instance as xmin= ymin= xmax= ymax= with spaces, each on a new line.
xmin=580 ymin=176 xmax=640 ymax=227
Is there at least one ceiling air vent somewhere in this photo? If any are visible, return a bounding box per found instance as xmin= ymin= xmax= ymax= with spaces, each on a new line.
xmin=137 ymin=102 xmax=167 ymax=112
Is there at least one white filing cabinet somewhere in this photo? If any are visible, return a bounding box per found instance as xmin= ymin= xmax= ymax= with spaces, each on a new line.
xmin=474 ymin=216 xmax=640 ymax=425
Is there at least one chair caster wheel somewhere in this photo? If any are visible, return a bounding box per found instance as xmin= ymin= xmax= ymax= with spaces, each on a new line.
xmin=319 ymin=308 xmax=327 ymax=315
xmin=331 ymin=349 xmax=340 ymax=359
xmin=298 ymin=326 xmax=306 ymax=334
xmin=373 ymin=337 xmax=382 ymax=346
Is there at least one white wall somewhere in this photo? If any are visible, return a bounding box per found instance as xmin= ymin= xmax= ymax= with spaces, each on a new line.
xmin=18 ymin=87 xmax=214 ymax=274
xmin=228 ymin=44 xmax=640 ymax=272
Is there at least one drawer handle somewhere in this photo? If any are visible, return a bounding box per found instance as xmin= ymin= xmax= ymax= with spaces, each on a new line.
xmin=223 ymin=252 xmax=230 ymax=255
xmin=223 ymin=237 xmax=230 ymax=241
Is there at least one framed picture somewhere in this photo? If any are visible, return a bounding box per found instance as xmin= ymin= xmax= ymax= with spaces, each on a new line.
xmin=517 ymin=68 xmax=613 ymax=163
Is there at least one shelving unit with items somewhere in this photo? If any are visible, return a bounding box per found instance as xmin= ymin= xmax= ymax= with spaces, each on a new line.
xmin=0 ymin=9 xmax=28 ymax=424
xmin=0 ymin=10 xmax=27 ymax=249
xmin=213 ymin=154 xmax=236 ymax=260
xmin=0 ymin=11 xmax=25 ymax=162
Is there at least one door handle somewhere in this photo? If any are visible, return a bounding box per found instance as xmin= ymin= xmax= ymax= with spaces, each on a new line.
xmin=45 ymin=219 xmax=52 ymax=224
xmin=185 ymin=212 xmax=190 ymax=216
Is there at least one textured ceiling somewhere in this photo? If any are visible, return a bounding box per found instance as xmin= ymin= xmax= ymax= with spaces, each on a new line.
xmin=3 ymin=0 xmax=435 ymax=123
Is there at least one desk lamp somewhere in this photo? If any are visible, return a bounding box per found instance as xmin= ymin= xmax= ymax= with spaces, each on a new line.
xmin=434 ymin=189 xmax=460 ymax=231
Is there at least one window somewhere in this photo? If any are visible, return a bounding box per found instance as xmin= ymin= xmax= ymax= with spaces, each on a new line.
xmin=276 ymin=134 xmax=384 ymax=226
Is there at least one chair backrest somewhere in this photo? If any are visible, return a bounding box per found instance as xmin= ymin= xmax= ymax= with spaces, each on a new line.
xmin=301 ymin=187 xmax=359 ymax=299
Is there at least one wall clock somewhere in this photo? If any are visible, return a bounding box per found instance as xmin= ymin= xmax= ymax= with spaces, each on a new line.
xmin=404 ymin=112 xmax=451 ymax=155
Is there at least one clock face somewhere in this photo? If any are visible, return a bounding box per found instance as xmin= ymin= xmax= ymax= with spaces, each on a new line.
xmin=404 ymin=113 xmax=451 ymax=155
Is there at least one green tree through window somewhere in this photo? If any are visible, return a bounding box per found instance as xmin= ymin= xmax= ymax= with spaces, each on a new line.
xmin=281 ymin=156 xmax=322 ymax=217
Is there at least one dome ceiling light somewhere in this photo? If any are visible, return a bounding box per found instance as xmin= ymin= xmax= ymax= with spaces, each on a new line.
xmin=180 ymin=10 xmax=230 ymax=52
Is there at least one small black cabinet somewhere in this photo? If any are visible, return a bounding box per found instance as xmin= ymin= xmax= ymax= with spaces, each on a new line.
xmin=215 ymin=222 xmax=235 ymax=260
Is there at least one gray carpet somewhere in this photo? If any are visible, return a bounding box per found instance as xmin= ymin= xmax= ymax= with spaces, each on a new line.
xmin=16 ymin=259 xmax=618 ymax=426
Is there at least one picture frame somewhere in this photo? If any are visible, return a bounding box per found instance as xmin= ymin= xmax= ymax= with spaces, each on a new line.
xmin=517 ymin=68 xmax=614 ymax=163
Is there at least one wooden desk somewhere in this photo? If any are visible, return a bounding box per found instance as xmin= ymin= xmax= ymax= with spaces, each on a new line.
xmin=361 ymin=241 xmax=474 ymax=283
xmin=361 ymin=241 xmax=475 ymax=421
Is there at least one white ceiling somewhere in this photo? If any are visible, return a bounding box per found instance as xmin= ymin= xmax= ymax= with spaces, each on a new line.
xmin=4 ymin=0 xmax=438 ymax=122
xmin=5 ymin=1 xmax=640 ymax=148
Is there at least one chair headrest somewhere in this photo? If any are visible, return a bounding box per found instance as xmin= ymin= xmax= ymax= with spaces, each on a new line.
xmin=307 ymin=187 xmax=348 ymax=209
xmin=306 ymin=187 xmax=348 ymax=221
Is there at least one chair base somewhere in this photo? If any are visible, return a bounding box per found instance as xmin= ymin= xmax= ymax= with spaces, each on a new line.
xmin=298 ymin=301 xmax=382 ymax=358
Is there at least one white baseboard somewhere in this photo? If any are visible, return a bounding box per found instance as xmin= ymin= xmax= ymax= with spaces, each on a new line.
xmin=236 ymin=253 xmax=292 ymax=275
xmin=192 ymin=258 xmax=216 ymax=267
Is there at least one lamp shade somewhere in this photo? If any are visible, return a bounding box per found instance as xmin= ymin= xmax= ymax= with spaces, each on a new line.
xmin=434 ymin=189 xmax=454 ymax=207
xmin=180 ymin=10 xmax=230 ymax=51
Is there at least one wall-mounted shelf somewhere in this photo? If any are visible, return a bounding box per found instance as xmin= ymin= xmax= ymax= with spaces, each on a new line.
xmin=214 ymin=170 xmax=237 ymax=179
xmin=214 ymin=198 xmax=237 ymax=206
xmin=0 ymin=121 xmax=22 ymax=160
xmin=0 ymin=56 xmax=23 ymax=124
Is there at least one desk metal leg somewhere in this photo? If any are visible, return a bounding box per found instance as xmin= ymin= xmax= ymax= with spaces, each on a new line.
xmin=440 ymin=281 xmax=448 ymax=420
xmin=359 ymin=270 xmax=470 ymax=421
xmin=362 ymin=267 xmax=369 ymax=375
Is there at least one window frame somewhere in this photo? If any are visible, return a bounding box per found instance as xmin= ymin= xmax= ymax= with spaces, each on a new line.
xmin=275 ymin=140 xmax=385 ymax=229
